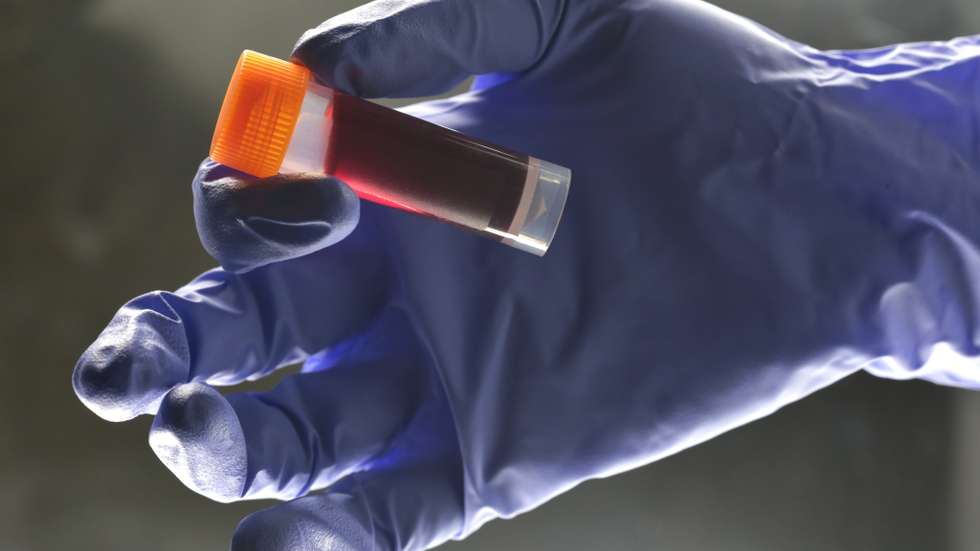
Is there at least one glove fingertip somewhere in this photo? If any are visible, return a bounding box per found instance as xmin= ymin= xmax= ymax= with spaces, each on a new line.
xmin=149 ymin=383 xmax=247 ymax=504
xmin=72 ymin=298 xmax=191 ymax=422
xmin=291 ymin=26 xmax=361 ymax=95
xmin=193 ymin=163 xmax=360 ymax=273
xmin=289 ymin=6 xmax=470 ymax=98
xmin=231 ymin=493 xmax=375 ymax=551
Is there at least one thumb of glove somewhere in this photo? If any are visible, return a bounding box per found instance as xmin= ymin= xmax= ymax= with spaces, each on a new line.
xmin=192 ymin=158 xmax=360 ymax=273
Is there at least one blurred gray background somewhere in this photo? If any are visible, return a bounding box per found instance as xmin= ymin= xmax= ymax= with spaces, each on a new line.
xmin=3 ymin=0 xmax=980 ymax=549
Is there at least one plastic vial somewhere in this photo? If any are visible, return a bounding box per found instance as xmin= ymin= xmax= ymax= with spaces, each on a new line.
xmin=210 ymin=50 xmax=571 ymax=256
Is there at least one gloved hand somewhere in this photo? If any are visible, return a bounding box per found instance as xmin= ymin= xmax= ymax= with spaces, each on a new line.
xmin=73 ymin=0 xmax=980 ymax=548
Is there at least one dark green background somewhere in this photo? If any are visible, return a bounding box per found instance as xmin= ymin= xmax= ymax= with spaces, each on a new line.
xmin=3 ymin=0 xmax=980 ymax=549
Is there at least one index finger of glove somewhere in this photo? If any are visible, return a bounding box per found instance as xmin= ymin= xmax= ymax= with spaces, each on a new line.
xmin=291 ymin=0 xmax=569 ymax=97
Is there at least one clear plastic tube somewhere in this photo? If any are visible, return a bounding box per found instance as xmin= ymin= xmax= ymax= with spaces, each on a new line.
xmin=210 ymin=50 xmax=571 ymax=256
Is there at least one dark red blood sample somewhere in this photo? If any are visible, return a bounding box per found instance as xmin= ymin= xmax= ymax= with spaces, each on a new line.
xmin=325 ymin=92 xmax=530 ymax=236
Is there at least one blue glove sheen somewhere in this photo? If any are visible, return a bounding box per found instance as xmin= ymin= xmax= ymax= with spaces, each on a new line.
xmin=74 ymin=0 xmax=980 ymax=549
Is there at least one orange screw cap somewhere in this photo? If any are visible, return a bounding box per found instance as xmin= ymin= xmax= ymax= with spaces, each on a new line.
xmin=209 ymin=50 xmax=310 ymax=178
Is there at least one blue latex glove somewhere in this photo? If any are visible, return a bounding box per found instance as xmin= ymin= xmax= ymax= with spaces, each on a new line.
xmin=74 ymin=0 xmax=980 ymax=548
